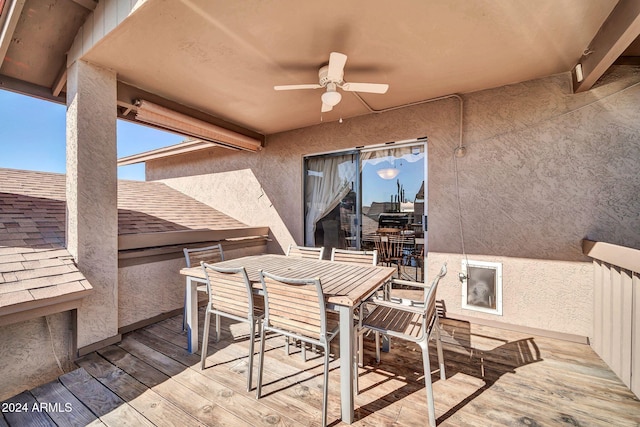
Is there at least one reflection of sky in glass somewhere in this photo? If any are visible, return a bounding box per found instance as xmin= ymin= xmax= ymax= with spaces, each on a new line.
xmin=362 ymin=153 xmax=425 ymax=207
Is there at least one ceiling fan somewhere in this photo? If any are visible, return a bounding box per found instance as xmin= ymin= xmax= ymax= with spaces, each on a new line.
xmin=274 ymin=52 xmax=389 ymax=112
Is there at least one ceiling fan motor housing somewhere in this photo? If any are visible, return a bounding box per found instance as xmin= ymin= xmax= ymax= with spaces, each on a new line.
xmin=318 ymin=65 xmax=343 ymax=86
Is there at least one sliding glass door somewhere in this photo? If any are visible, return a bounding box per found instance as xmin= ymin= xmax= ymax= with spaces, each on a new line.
xmin=304 ymin=141 xmax=425 ymax=257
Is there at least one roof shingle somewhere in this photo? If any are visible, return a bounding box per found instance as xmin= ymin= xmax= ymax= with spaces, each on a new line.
xmin=0 ymin=167 xmax=252 ymax=317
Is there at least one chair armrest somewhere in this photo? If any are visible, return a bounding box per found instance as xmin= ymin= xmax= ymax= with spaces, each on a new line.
xmin=366 ymin=297 xmax=427 ymax=315
xmin=392 ymin=278 xmax=431 ymax=290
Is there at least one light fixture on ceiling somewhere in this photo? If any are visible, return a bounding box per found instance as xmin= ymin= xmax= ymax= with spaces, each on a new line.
xmin=133 ymin=100 xmax=262 ymax=152
xmin=377 ymin=167 xmax=400 ymax=180
xmin=321 ymin=83 xmax=342 ymax=106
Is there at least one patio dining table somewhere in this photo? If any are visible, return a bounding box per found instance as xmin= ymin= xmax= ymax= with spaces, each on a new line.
xmin=180 ymin=253 xmax=395 ymax=424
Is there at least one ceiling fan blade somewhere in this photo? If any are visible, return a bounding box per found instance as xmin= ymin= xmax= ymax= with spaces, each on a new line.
xmin=321 ymin=102 xmax=333 ymax=112
xmin=327 ymin=52 xmax=347 ymax=81
xmin=341 ymin=82 xmax=389 ymax=94
xmin=274 ymin=84 xmax=322 ymax=91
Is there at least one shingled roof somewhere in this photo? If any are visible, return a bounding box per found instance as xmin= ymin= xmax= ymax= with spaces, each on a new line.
xmin=0 ymin=168 xmax=257 ymax=323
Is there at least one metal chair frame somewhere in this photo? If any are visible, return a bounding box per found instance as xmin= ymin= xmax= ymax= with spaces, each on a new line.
xmin=200 ymin=262 xmax=262 ymax=392
xmin=256 ymin=270 xmax=339 ymax=427
xmin=182 ymin=244 xmax=225 ymax=330
xmin=357 ymin=263 xmax=448 ymax=427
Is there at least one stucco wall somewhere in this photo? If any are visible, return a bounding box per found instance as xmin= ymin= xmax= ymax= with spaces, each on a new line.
xmin=0 ymin=313 xmax=75 ymax=401
xmin=148 ymin=66 xmax=640 ymax=338
xmin=117 ymin=242 xmax=267 ymax=328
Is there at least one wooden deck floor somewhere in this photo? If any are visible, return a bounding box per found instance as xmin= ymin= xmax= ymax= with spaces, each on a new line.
xmin=2 ymin=310 xmax=639 ymax=426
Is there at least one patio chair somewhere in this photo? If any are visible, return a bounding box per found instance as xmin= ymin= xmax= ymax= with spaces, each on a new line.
xmin=286 ymin=244 xmax=324 ymax=260
xmin=330 ymin=248 xmax=378 ymax=266
xmin=182 ymin=244 xmax=225 ymax=330
xmin=357 ymin=263 xmax=448 ymax=427
xmin=256 ymin=270 xmax=339 ymax=427
xmin=200 ymin=262 xmax=262 ymax=392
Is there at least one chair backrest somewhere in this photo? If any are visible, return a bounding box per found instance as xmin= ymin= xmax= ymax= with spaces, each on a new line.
xmin=201 ymin=262 xmax=254 ymax=319
xmin=184 ymin=244 xmax=224 ymax=267
xmin=259 ymin=270 xmax=327 ymax=342
xmin=423 ymin=263 xmax=447 ymax=328
xmin=387 ymin=235 xmax=413 ymax=259
xmin=286 ymin=244 xmax=324 ymax=260
xmin=330 ymin=248 xmax=378 ymax=266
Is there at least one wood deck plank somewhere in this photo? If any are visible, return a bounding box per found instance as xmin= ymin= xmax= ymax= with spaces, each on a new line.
xmin=0 ymin=391 xmax=56 ymax=427
xmin=30 ymin=380 xmax=101 ymax=427
xmin=75 ymin=352 xmax=213 ymax=427
xmin=58 ymin=368 xmax=155 ymax=427
xmin=5 ymin=314 xmax=640 ymax=426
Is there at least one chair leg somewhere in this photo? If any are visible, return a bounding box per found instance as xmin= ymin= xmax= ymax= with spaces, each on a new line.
xmin=435 ymin=322 xmax=446 ymax=381
xmin=419 ymin=340 xmax=437 ymax=427
xmin=322 ymin=344 xmax=330 ymax=427
xmin=200 ymin=306 xmax=212 ymax=370
xmin=353 ymin=327 xmax=359 ymax=395
xmin=256 ymin=323 xmax=266 ymax=399
xmin=182 ymin=293 xmax=187 ymax=331
xmin=358 ymin=328 xmax=364 ymax=368
xmin=375 ymin=332 xmax=381 ymax=363
xmin=247 ymin=318 xmax=257 ymax=392
xmin=215 ymin=313 xmax=221 ymax=342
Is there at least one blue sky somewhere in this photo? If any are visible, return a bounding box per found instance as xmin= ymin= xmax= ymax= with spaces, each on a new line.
xmin=0 ymin=90 xmax=184 ymax=180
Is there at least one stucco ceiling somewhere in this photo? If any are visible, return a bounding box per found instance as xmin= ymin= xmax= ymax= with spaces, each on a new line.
xmin=2 ymin=0 xmax=639 ymax=137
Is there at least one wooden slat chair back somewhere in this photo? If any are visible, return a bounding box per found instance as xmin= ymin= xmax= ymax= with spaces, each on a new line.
xmin=200 ymin=262 xmax=262 ymax=392
xmin=330 ymin=248 xmax=378 ymax=266
xmin=184 ymin=244 xmax=224 ymax=267
xmin=372 ymin=235 xmax=389 ymax=265
xmin=357 ymin=263 xmax=448 ymax=427
xmin=181 ymin=244 xmax=225 ymax=330
xmin=286 ymin=244 xmax=324 ymax=260
xmin=257 ymin=270 xmax=339 ymax=427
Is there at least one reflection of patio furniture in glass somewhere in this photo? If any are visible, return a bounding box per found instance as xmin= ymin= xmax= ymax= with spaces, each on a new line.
xmin=200 ymin=263 xmax=262 ymax=392
xmin=182 ymin=244 xmax=224 ymax=331
xmin=357 ymin=263 xmax=448 ymax=427
xmin=256 ymin=271 xmax=340 ymax=427
xmin=286 ymin=244 xmax=324 ymax=259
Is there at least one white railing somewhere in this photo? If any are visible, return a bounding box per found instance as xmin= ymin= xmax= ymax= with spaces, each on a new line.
xmin=583 ymin=239 xmax=640 ymax=398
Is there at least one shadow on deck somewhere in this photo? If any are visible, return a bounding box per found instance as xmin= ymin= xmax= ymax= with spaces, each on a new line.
xmin=2 ymin=311 xmax=639 ymax=426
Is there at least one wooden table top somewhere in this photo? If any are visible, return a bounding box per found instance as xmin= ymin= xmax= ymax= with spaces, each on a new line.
xmin=180 ymin=254 xmax=395 ymax=307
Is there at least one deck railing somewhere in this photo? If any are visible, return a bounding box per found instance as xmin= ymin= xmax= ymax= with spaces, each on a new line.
xmin=583 ymin=239 xmax=640 ymax=398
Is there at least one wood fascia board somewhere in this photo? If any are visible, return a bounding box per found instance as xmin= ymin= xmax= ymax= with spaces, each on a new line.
xmin=118 ymin=227 xmax=270 ymax=251
xmin=0 ymin=74 xmax=66 ymax=104
xmin=573 ymin=0 xmax=640 ymax=93
xmin=582 ymin=239 xmax=640 ymax=273
xmin=117 ymin=140 xmax=217 ymax=166
xmin=0 ymin=0 xmax=25 ymax=69
xmin=0 ymin=288 xmax=92 ymax=327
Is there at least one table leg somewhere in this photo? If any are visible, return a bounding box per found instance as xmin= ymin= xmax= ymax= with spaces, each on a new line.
xmin=186 ymin=277 xmax=199 ymax=353
xmin=339 ymin=305 xmax=355 ymax=424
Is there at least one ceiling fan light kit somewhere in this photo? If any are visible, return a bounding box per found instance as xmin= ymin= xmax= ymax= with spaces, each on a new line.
xmin=274 ymin=52 xmax=389 ymax=113
xmin=321 ymin=83 xmax=342 ymax=106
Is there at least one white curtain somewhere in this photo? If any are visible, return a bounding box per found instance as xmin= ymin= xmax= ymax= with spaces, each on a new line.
xmin=305 ymin=154 xmax=356 ymax=246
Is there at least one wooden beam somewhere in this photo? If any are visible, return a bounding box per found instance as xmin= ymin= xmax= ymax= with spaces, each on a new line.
xmin=573 ymin=0 xmax=640 ymax=92
xmin=52 ymin=63 xmax=67 ymax=97
xmin=0 ymin=74 xmax=66 ymax=104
